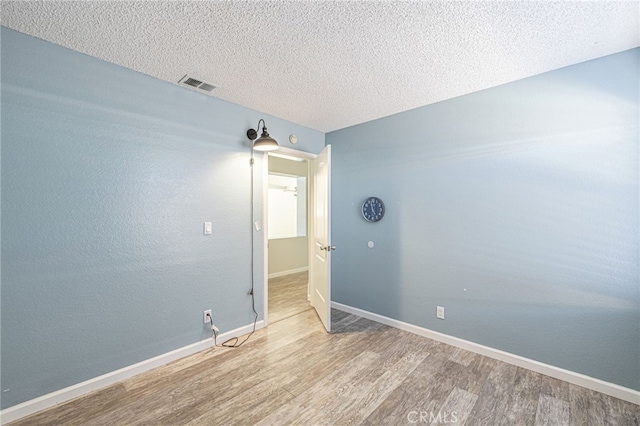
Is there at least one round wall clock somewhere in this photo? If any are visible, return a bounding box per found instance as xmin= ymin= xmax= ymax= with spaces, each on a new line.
xmin=361 ymin=196 xmax=385 ymax=223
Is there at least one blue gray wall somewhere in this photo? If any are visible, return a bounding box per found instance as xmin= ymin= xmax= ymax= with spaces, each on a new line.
xmin=2 ymin=25 xmax=638 ymax=411
xmin=0 ymin=27 xmax=324 ymax=409
xmin=328 ymin=48 xmax=639 ymax=390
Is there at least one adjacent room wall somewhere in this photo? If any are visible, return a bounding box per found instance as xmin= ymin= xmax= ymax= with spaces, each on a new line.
xmin=328 ymin=48 xmax=639 ymax=391
xmin=0 ymin=27 xmax=324 ymax=409
xmin=268 ymin=237 xmax=309 ymax=277
xmin=267 ymin=156 xmax=309 ymax=277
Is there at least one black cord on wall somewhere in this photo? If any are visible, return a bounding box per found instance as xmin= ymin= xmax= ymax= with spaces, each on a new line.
xmin=221 ymin=147 xmax=259 ymax=348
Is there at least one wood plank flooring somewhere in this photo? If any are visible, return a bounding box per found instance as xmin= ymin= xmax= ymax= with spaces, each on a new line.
xmin=9 ymin=273 xmax=640 ymax=425
xmin=267 ymin=271 xmax=313 ymax=324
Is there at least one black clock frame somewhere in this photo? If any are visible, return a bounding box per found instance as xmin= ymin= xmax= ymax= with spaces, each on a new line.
xmin=361 ymin=196 xmax=385 ymax=223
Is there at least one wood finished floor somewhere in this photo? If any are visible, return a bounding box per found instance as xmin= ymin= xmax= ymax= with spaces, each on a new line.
xmin=10 ymin=273 xmax=639 ymax=425
xmin=267 ymin=271 xmax=313 ymax=324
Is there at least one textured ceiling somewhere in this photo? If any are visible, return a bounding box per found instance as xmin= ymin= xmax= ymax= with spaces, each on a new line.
xmin=2 ymin=1 xmax=638 ymax=132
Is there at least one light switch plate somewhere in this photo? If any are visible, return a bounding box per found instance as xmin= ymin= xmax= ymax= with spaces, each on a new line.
xmin=204 ymin=222 xmax=212 ymax=235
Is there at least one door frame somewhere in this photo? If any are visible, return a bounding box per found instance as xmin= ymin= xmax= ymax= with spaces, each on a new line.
xmin=262 ymin=146 xmax=318 ymax=327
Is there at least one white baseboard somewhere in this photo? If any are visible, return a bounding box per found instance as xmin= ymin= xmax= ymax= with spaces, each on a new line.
xmin=0 ymin=321 xmax=265 ymax=425
xmin=331 ymin=302 xmax=640 ymax=406
xmin=268 ymin=266 xmax=308 ymax=279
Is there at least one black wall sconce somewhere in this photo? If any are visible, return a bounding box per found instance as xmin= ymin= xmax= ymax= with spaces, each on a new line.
xmin=247 ymin=119 xmax=279 ymax=151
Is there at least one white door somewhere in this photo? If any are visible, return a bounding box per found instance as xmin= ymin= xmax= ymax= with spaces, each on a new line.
xmin=311 ymin=145 xmax=332 ymax=332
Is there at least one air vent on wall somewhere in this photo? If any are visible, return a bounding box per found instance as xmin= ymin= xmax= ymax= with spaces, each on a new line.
xmin=178 ymin=75 xmax=216 ymax=93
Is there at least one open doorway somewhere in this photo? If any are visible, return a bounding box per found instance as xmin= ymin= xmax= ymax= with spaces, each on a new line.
xmin=266 ymin=152 xmax=313 ymax=324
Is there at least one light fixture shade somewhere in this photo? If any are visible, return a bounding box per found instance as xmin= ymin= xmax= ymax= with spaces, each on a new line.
xmin=247 ymin=119 xmax=279 ymax=151
xmin=253 ymin=129 xmax=279 ymax=151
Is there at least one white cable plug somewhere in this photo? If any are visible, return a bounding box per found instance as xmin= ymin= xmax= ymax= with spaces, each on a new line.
xmin=206 ymin=313 xmax=219 ymax=335
xmin=206 ymin=313 xmax=219 ymax=346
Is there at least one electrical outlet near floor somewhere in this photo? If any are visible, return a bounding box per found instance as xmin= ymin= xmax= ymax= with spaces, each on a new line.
xmin=203 ymin=309 xmax=212 ymax=324
xmin=436 ymin=306 xmax=445 ymax=320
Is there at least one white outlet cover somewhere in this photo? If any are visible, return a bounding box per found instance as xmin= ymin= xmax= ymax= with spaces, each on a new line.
xmin=436 ymin=306 xmax=445 ymax=319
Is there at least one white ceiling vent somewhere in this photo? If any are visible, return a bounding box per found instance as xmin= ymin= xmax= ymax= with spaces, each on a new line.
xmin=178 ymin=75 xmax=216 ymax=93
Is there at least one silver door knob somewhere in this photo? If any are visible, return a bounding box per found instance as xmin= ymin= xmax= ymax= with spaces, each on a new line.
xmin=323 ymin=245 xmax=336 ymax=251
